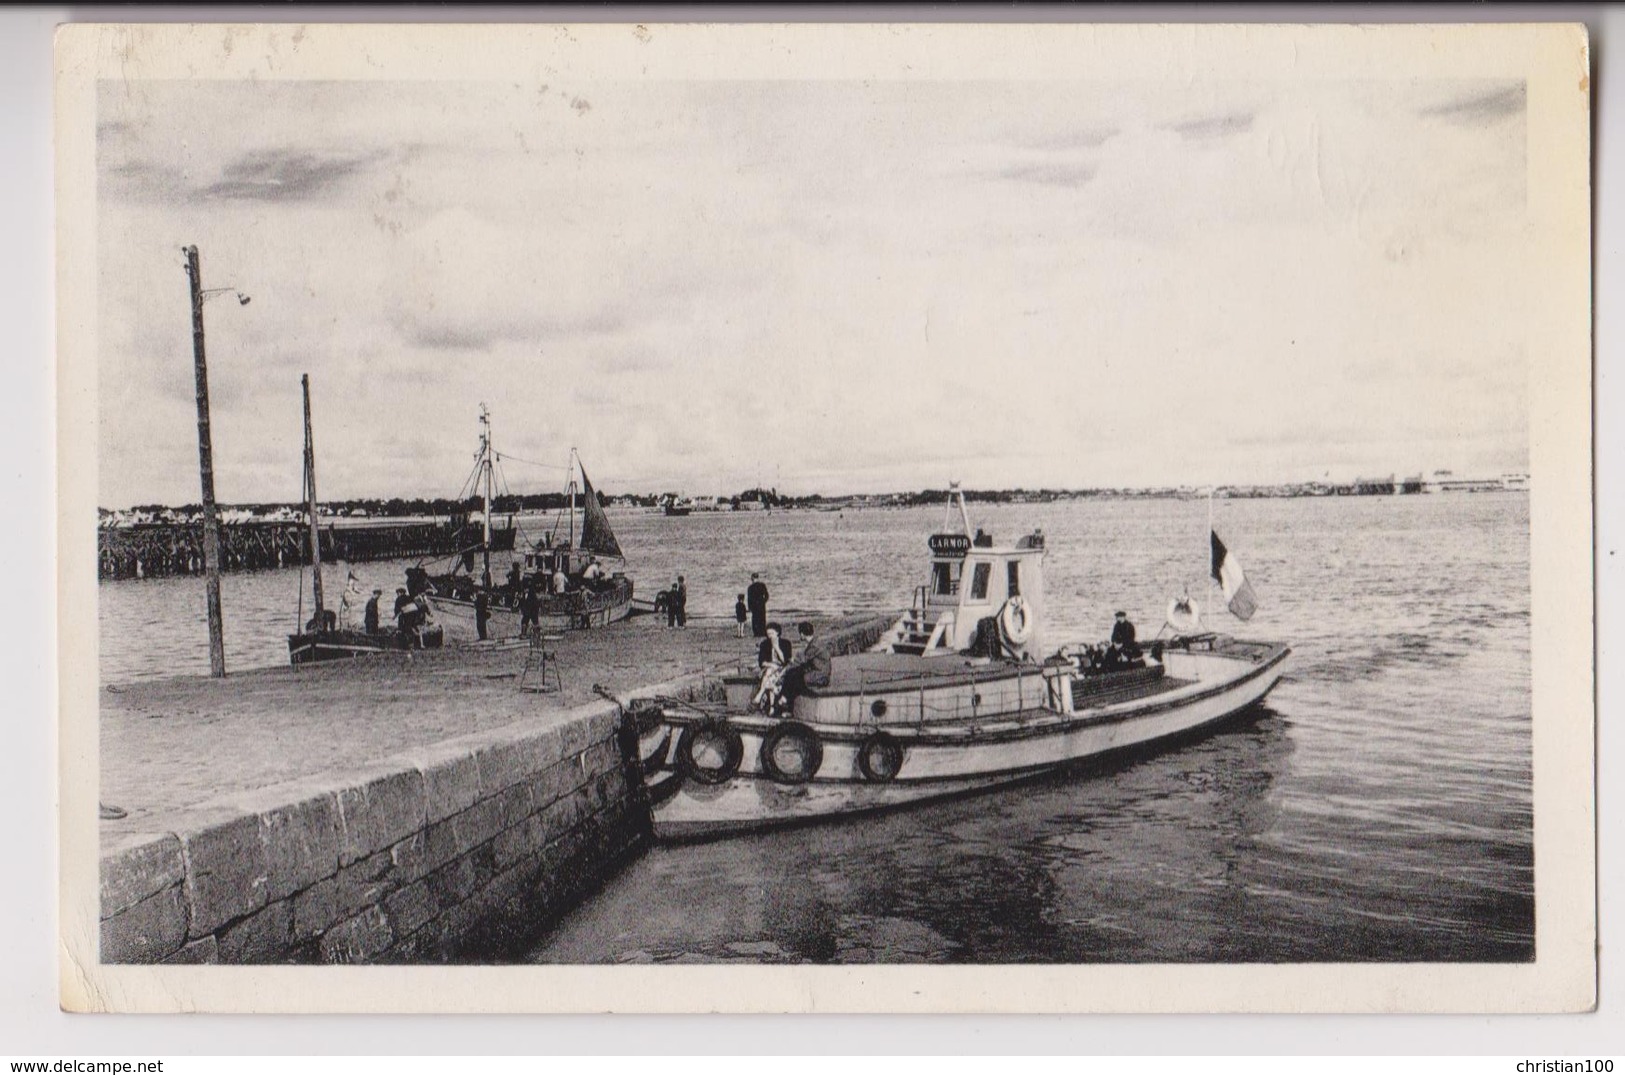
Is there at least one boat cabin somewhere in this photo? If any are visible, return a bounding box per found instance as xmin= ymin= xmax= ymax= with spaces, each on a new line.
xmin=523 ymin=536 xmax=619 ymax=584
xmin=879 ymin=526 xmax=1047 ymax=661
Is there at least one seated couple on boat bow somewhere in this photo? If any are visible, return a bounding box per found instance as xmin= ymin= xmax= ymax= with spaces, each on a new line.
xmin=753 ymin=621 xmax=832 ymax=717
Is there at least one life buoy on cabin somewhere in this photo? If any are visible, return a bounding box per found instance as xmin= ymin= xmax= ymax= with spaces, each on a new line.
xmin=760 ymin=721 xmax=824 ymax=785
xmin=999 ymin=595 xmax=1034 ymax=646
xmin=857 ymin=731 xmax=905 ymax=783
xmin=1166 ymin=596 xmax=1201 ymax=633
xmin=676 ymin=720 xmax=744 ymax=786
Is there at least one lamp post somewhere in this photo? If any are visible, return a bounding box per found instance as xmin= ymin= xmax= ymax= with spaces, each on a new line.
xmin=182 ymin=245 xmax=250 ymax=678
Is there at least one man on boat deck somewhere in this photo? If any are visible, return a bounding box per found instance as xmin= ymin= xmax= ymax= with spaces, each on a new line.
xmin=780 ymin=621 xmax=832 ymax=704
xmin=474 ymin=590 xmax=491 ymax=641
xmin=1108 ymin=611 xmax=1143 ymax=668
xmin=364 ymin=589 xmax=382 ymax=635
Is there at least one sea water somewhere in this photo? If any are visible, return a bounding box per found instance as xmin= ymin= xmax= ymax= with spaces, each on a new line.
xmin=97 ymin=493 xmax=1532 ymax=962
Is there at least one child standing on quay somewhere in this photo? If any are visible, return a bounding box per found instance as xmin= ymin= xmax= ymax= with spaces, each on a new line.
xmin=734 ymin=594 xmax=748 ymax=637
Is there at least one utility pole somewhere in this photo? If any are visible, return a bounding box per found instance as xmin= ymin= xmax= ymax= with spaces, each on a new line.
xmin=184 ymin=245 xmax=227 ymax=678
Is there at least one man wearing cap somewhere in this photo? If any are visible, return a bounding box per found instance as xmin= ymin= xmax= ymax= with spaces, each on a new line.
xmin=1109 ymin=611 xmax=1141 ymax=668
xmin=364 ymin=588 xmax=383 ymax=635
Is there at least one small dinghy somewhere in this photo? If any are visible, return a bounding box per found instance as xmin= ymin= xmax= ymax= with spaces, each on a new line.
xmin=634 ymin=489 xmax=1289 ymax=841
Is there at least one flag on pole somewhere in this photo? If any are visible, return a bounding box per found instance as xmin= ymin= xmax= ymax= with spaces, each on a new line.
xmin=1210 ymin=531 xmax=1258 ymax=621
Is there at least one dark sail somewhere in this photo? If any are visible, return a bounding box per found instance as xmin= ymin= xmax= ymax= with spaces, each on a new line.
xmin=577 ymin=463 xmax=623 ymax=559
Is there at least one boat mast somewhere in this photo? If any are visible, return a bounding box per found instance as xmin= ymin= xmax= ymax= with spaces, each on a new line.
xmin=302 ymin=374 xmax=325 ymax=626
xmin=479 ymin=403 xmax=493 ymax=582
xmin=950 ymin=481 xmax=972 ymax=536
xmin=568 ymin=447 xmax=578 ymax=552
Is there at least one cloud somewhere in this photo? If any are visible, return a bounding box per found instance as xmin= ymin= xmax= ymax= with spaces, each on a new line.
xmin=1008 ymin=126 xmax=1119 ymax=152
xmin=103 ymin=158 xmax=190 ymax=202
xmin=1417 ymin=84 xmax=1526 ymax=126
xmin=994 ymin=161 xmax=1098 ymax=188
xmin=398 ymin=307 xmax=631 ymax=354
xmin=198 ymin=148 xmax=382 ymax=202
xmin=1167 ymin=110 xmax=1255 ymax=140
xmin=411 ymin=324 xmax=495 ymax=352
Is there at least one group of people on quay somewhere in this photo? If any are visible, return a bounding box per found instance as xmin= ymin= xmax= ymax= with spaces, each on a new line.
xmin=656 ymin=577 xmax=688 ymax=628
xmin=732 ymin=569 xmax=831 ymax=715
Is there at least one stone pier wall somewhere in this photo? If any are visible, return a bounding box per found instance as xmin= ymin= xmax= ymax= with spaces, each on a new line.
xmin=99 ymin=700 xmax=646 ymax=964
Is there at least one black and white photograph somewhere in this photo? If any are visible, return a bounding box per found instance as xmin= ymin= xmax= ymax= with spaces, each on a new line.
xmin=56 ymin=21 xmax=1594 ymax=1013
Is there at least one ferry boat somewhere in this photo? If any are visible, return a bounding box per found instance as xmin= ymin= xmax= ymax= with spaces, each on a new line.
xmin=632 ymin=491 xmax=1289 ymax=840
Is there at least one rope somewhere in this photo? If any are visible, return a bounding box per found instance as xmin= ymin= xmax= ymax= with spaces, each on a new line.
xmin=494 ymin=451 xmax=571 ymax=471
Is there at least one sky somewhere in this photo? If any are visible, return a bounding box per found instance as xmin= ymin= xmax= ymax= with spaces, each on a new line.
xmin=96 ymin=75 xmax=1530 ymax=507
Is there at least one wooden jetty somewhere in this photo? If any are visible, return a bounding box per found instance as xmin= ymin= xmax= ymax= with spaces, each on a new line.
xmin=96 ymin=517 xmax=515 ymax=581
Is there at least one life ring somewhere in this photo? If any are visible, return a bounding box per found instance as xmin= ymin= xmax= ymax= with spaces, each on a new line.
xmin=676 ymin=720 xmax=744 ymax=786
xmin=857 ymin=731 xmax=905 ymax=783
xmin=1166 ymin=596 xmax=1201 ymax=633
xmin=759 ymin=721 xmax=824 ymax=785
xmin=999 ymin=595 xmax=1034 ymax=646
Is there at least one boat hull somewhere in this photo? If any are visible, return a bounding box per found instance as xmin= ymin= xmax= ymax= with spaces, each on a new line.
xmin=286 ymin=625 xmax=442 ymax=666
xmin=644 ymin=639 xmax=1288 ymax=841
xmin=427 ymin=578 xmax=636 ymax=640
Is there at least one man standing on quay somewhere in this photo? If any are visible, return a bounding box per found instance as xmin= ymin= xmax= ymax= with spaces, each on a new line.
xmin=746 ymin=572 xmax=770 ymax=637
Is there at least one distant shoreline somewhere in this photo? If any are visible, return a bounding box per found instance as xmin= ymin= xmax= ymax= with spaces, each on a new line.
xmin=97 ymin=478 xmax=1529 ymax=524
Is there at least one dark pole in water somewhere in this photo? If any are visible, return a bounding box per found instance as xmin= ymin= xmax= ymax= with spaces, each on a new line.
xmin=184 ymin=245 xmax=227 ymax=678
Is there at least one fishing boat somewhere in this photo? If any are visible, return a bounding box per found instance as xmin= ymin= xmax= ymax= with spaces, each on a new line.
xmin=287 ymin=374 xmax=441 ymax=665
xmin=408 ymin=424 xmax=635 ymax=639
xmin=632 ymin=488 xmax=1289 ymax=841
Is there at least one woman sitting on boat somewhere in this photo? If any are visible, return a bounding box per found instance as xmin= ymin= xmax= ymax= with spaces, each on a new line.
xmin=753 ymin=622 xmax=792 ymax=714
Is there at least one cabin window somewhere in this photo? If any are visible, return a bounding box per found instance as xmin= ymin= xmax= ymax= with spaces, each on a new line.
xmin=1007 ymin=560 xmax=1021 ymax=597
xmin=970 ymin=562 xmax=991 ymax=601
xmin=932 ymin=561 xmax=953 ymax=595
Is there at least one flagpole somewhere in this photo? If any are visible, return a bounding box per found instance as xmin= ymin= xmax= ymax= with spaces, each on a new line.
xmin=1206 ymin=486 xmax=1216 ymax=625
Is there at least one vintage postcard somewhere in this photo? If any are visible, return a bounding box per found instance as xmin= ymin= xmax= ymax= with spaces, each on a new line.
xmin=57 ymin=21 xmax=1594 ymax=1013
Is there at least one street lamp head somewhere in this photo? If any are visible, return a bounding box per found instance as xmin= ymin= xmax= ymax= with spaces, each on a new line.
xmin=198 ymin=287 xmax=251 ymax=306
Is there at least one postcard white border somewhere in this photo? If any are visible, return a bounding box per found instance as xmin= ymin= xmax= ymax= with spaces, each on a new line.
xmin=54 ymin=20 xmax=1596 ymax=1016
